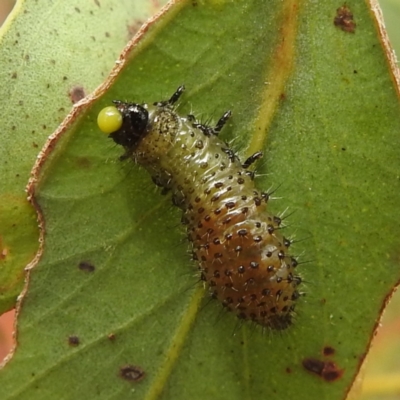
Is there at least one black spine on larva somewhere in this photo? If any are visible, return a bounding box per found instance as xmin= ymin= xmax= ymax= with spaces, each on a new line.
xmin=108 ymin=87 xmax=301 ymax=330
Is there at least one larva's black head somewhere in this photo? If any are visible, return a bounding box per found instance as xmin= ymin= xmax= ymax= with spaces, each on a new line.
xmin=109 ymin=101 xmax=149 ymax=149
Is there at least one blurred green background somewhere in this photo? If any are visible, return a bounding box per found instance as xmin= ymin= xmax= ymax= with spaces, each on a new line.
xmin=0 ymin=1 xmax=399 ymax=399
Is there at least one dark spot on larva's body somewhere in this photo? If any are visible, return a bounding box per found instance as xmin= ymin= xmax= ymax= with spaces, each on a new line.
xmin=103 ymin=86 xmax=303 ymax=330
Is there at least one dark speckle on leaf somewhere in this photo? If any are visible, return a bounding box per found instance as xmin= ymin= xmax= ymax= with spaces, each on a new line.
xmin=334 ymin=5 xmax=356 ymax=33
xmin=108 ymin=333 xmax=116 ymax=341
xmin=302 ymin=358 xmax=344 ymax=382
xmin=323 ymin=346 xmax=335 ymax=356
xmin=68 ymin=336 xmax=80 ymax=346
xmin=69 ymin=86 xmax=86 ymax=104
xmin=78 ymin=261 xmax=95 ymax=272
xmin=119 ymin=365 xmax=145 ymax=383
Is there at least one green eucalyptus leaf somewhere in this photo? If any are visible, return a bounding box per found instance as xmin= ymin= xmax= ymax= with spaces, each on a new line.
xmin=1 ymin=1 xmax=400 ymax=399
xmin=0 ymin=0 xmax=167 ymax=311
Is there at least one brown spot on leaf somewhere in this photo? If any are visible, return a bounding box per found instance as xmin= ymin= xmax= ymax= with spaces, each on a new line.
xmin=323 ymin=346 xmax=335 ymax=356
xmin=302 ymin=358 xmax=344 ymax=381
xmin=69 ymin=86 xmax=86 ymax=104
xmin=334 ymin=5 xmax=356 ymax=33
xmin=68 ymin=335 xmax=80 ymax=346
xmin=94 ymin=0 xmax=100 ymax=7
xmin=108 ymin=333 xmax=116 ymax=341
xmin=119 ymin=365 xmax=145 ymax=382
xmin=78 ymin=261 xmax=95 ymax=272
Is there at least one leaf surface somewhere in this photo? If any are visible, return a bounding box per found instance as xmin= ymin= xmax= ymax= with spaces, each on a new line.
xmin=1 ymin=1 xmax=400 ymax=399
xmin=0 ymin=0 xmax=167 ymax=311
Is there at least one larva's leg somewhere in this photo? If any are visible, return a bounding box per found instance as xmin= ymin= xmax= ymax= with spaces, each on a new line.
xmin=213 ymin=110 xmax=232 ymax=135
xmin=192 ymin=110 xmax=232 ymax=137
xmin=168 ymin=85 xmax=185 ymax=105
xmin=242 ymin=151 xmax=263 ymax=169
xmin=222 ymin=147 xmax=239 ymax=163
xmin=154 ymin=85 xmax=185 ymax=107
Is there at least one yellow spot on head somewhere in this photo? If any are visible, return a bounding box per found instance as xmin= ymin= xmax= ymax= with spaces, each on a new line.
xmin=97 ymin=106 xmax=123 ymax=134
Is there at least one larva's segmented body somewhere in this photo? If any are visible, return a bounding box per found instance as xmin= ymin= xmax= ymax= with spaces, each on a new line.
xmin=98 ymin=86 xmax=302 ymax=330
